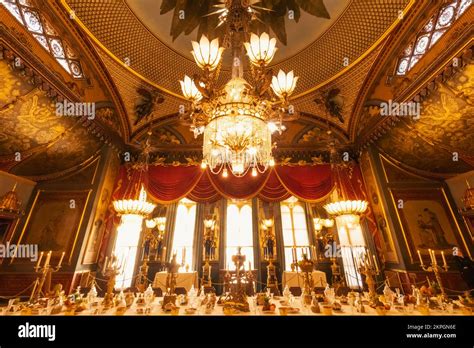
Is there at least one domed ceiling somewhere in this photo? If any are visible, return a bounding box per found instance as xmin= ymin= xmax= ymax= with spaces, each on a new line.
xmin=60 ymin=0 xmax=416 ymax=160
xmin=125 ymin=0 xmax=350 ymax=65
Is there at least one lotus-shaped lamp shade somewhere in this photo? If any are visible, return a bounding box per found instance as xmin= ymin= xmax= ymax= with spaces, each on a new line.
xmin=244 ymin=32 xmax=277 ymax=66
xmin=271 ymin=70 xmax=298 ymax=98
xmin=191 ymin=35 xmax=224 ymax=71
xmin=180 ymin=75 xmax=203 ymax=101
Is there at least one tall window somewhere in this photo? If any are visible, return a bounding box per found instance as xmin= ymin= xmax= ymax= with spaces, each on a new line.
xmin=226 ymin=202 xmax=254 ymax=270
xmin=171 ymin=199 xmax=196 ymax=272
xmin=1 ymin=0 xmax=84 ymax=78
xmin=396 ymin=0 xmax=471 ymax=75
xmin=114 ymin=214 xmax=144 ymax=289
xmin=281 ymin=197 xmax=311 ymax=271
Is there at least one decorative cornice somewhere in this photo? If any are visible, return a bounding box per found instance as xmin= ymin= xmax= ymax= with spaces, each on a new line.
xmin=47 ymin=0 xmax=131 ymax=142
xmin=0 ymin=24 xmax=81 ymax=102
xmin=0 ymin=38 xmax=124 ymax=155
xmin=348 ymin=0 xmax=434 ymax=142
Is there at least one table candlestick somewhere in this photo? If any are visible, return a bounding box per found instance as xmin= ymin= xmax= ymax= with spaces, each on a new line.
xmin=358 ymin=250 xmax=380 ymax=306
xmin=417 ymin=249 xmax=424 ymax=267
xmin=101 ymin=254 xmax=121 ymax=308
xmin=297 ymin=253 xmax=315 ymax=305
xmin=201 ymin=258 xmax=213 ymax=288
xmin=266 ymin=258 xmax=280 ymax=295
xmin=30 ymin=250 xmax=64 ymax=302
xmin=419 ymin=249 xmax=449 ymax=300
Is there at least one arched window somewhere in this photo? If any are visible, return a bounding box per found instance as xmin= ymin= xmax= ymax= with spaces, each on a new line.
xmin=280 ymin=198 xmax=311 ymax=271
xmin=226 ymin=202 xmax=254 ymax=270
xmin=171 ymin=199 xmax=196 ymax=271
xmin=396 ymin=0 xmax=471 ymax=75
xmin=1 ymin=0 xmax=84 ymax=78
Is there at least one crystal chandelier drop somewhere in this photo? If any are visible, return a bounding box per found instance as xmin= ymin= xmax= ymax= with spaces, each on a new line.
xmin=179 ymin=5 xmax=298 ymax=177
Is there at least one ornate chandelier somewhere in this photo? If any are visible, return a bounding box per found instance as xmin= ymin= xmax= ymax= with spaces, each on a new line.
xmin=179 ymin=4 xmax=298 ymax=177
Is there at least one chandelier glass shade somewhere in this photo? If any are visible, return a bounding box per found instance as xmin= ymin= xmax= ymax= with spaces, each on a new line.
xmin=323 ymin=200 xmax=368 ymax=216
xmin=313 ymin=217 xmax=334 ymax=232
xmin=244 ymin=32 xmax=277 ymax=66
xmin=180 ymin=30 xmax=298 ymax=177
xmin=191 ymin=35 xmax=224 ymax=71
xmin=113 ymin=185 xmax=156 ymax=216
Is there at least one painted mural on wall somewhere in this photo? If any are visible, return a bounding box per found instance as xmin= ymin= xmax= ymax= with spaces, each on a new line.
xmin=0 ymin=60 xmax=103 ymax=177
xmin=376 ymin=61 xmax=474 ymax=173
xmin=15 ymin=190 xmax=91 ymax=264
xmin=0 ymin=60 xmax=75 ymax=155
xmin=390 ymin=187 xmax=470 ymax=260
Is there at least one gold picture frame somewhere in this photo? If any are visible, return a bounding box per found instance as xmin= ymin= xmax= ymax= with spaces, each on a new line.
xmin=389 ymin=187 xmax=471 ymax=262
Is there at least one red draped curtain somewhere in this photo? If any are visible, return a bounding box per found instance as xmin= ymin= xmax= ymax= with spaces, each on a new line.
xmin=112 ymin=164 xmax=336 ymax=203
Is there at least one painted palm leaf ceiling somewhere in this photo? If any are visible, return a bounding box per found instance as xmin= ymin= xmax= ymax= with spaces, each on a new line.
xmin=161 ymin=0 xmax=330 ymax=44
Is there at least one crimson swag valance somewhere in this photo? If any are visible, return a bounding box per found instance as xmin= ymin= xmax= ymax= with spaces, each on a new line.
xmin=112 ymin=164 xmax=367 ymax=204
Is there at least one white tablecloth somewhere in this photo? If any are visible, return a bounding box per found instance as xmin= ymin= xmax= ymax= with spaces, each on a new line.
xmin=152 ymin=271 xmax=198 ymax=292
xmin=282 ymin=271 xmax=327 ymax=288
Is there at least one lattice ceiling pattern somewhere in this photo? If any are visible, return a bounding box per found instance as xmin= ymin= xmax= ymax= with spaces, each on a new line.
xmin=95 ymin=48 xmax=183 ymax=135
xmin=293 ymin=44 xmax=383 ymax=134
xmin=63 ymin=0 xmax=410 ymax=96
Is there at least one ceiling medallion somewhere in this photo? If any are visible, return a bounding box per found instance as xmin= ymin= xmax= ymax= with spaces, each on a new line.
xmin=179 ymin=1 xmax=298 ymax=177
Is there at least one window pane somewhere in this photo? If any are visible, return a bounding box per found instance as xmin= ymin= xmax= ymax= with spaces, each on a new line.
xmin=33 ymin=34 xmax=49 ymax=51
xmin=281 ymin=205 xmax=294 ymax=245
xmin=238 ymin=205 xmax=253 ymax=246
xmin=396 ymin=58 xmax=410 ymax=75
xmin=413 ymin=34 xmax=430 ymax=55
xmin=226 ymin=204 xmax=239 ymax=246
xmin=1 ymin=0 xmax=84 ymax=78
xmin=436 ymin=5 xmax=456 ymax=29
xmin=396 ymin=0 xmax=471 ymax=75
xmin=292 ymin=205 xmax=309 ymax=246
xmin=225 ymin=203 xmax=254 ymax=269
xmin=49 ymin=38 xmax=65 ymax=58
xmin=429 ymin=30 xmax=446 ymax=48
xmin=284 ymin=247 xmax=293 ymax=271
xmin=1 ymin=1 xmax=23 ymax=22
xmin=172 ymin=201 xmax=196 ymax=271
xmin=22 ymin=9 xmax=43 ymax=33
xmin=281 ymin=200 xmax=310 ymax=270
xmin=457 ymin=0 xmax=472 ymax=17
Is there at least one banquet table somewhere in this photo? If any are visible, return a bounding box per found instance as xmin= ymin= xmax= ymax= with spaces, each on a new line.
xmin=152 ymin=271 xmax=198 ymax=292
xmin=2 ymin=296 xmax=468 ymax=316
xmin=282 ymin=270 xmax=327 ymax=289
